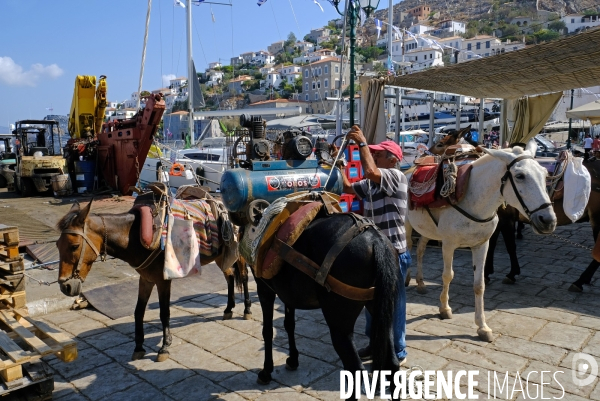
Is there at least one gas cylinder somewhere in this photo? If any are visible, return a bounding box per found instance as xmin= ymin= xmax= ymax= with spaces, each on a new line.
xmin=220 ymin=159 xmax=343 ymax=213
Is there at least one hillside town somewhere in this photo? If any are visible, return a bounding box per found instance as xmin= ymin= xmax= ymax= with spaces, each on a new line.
xmin=98 ymin=3 xmax=600 ymax=140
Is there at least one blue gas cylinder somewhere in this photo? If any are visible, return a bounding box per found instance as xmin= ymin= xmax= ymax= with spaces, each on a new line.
xmin=220 ymin=160 xmax=344 ymax=213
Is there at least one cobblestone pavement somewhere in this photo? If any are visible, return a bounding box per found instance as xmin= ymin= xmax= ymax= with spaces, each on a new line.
xmin=27 ymin=220 xmax=598 ymax=401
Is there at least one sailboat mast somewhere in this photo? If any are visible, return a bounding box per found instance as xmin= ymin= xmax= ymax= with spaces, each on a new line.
xmin=187 ymin=0 xmax=194 ymax=143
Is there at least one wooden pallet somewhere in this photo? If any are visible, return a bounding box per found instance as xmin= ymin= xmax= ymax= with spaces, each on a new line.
xmin=0 ymin=258 xmax=24 ymax=274
xmin=0 ymin=226 xmax=20 ymax=263
xmin=0 ymin=309 xmax=76 ymax=384
xmin=0 ymin=360 xmax=53 ymax=396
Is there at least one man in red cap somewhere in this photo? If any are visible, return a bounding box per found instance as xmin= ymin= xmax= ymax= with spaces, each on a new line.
xmin=339 ymin=125 xmax=410 ymax=366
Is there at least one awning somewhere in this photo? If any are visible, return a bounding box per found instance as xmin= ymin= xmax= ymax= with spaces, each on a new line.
xmin=266 ymin=115 xmax=322 ymax=130
xmin=383 ymin=28 xmax=600 ymax=99
xmin=566 ymin=99 xmax=600 ymax=125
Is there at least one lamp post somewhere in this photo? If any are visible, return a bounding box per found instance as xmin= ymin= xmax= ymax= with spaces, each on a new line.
xmin=330 ymin=0 xmax=381 ymax=126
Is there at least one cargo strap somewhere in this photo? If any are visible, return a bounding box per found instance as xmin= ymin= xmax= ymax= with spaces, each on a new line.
xmin=272 ymin=213 xmax=377 ymax=301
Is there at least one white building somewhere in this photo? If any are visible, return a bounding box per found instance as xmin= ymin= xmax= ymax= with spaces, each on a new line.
xmin=205 ymin=70 xmax=224 ymax=87
xmin=208 ymin=61 xmax=222 ymax=69
xmin=268 ymin=40 xmax=285 ymax=55
xmin=169 ymin=77 xmax=187 ymax=93
xmin=230 ymin=56 xmax=243 ymax=66
xmin=409 ymin=23 xmax=433 ymax=35
xmin=460 ymin=35 xmax=525 ymax=62
xmin=403 ymin=47 xmax=444 ymax=73
xmin=251 ymin=50 xmax=274 ymax=66
xmin=285 ymin=72 xmax=302 ymax=84
xmin=562 ymin=14 xmax=600 ymax=33
xmin=295 ymin=41 xmax=315 ymax=53
xmin=123 ymin=92 xmax=142 ymax=109
xmin=306 ymin=27 xmax=331 ymax=43
xmin=108 ymin=108 xmax=137 ymax=122
xmin=260 ymin=72 xmax=283 ymax=89
xmin=293 ymin=49 xmax=338 ymax=64
xmin=427 ymin=20 xmax=466 ymax=37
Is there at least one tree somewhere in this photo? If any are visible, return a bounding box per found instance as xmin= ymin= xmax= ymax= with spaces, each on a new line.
xmin=548 ymin=20 xmax=566 ymax=32
xmin=534 ymin=29 xmax=559 ymax=42
xmin=140 ymin=90 xmax=151 ymax=97
xmin=294 ymin=77 xmax=302 ymax=93
xmin=284 ymin=32 xmax=297 ymax=48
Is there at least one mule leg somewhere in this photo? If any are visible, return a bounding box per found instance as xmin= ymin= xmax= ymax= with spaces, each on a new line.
xmin=472 ymin=242 xmax=493 ymax=342
xmin=502 ymin=220 xmax=521 ymax=284
xmin=516 ymin=221 xmax=524 ymax=239
xmin=416 ymin=236 xmax=429 ymax=294
xmin=223 ymin=272 xmax=235 ymax=320
xmin=439 ymin=243 xmax=455 ymax=319
xmin=484 ymin=225 xmax=500 ymax=283
xmin=405 ymin=223 xmax=413 ymax=287
xmin=155 ymin=278 xmax=173 ymax=362
xmin=256 ymin=280 xmax=276 ymax=385
xmin=243 ymin=275 xmax=252 ymax=319
xmin=132 ymin=277 xmax=155 ymax=361
xmin=570 ymin=259 xmax=600 ymax=292
xmin=284 ymin=306 xmax=299 ymax=371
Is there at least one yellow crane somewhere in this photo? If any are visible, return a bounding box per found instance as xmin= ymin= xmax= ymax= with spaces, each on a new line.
xmin=68 ymin=75 xmax=107 ymax=139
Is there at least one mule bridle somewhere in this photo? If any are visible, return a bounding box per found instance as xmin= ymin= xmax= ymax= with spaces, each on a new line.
xmin=500 ymin=155 xmax=552 ymax=219
xmin=61 ymin=215 xmax=108 ymax=281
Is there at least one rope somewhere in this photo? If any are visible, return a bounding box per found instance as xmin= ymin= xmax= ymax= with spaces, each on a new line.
xmin=136 ymin=0 xmax=152 ymax=110
xmin=439 ymin=160 xmax=457 ymax=198
xmin=408 ymin=165 xmax=439 ymax=195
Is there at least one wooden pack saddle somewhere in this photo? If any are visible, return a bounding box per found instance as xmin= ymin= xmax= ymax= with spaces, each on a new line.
xmin=252 ymin=191 xmax=377 ymax=301
xmin=409 ymin=144 xmax=482 ymax=210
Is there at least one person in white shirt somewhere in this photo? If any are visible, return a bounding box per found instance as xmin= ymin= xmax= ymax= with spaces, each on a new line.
xmin=584 ymin=134 xmax=593 ymax=161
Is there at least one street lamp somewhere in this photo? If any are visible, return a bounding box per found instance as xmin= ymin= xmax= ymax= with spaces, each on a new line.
xmin=330 ymin=0 xmax=381 ymax=126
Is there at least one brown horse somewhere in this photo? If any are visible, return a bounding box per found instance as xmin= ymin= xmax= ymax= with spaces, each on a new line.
xmin=425 ymin=130 xmax=600 ymax=292
xmin=56 ymin=199 xmax=251 ymax=362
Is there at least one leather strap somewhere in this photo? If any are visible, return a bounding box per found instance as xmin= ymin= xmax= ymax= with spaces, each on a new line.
xmin=451 ymin=203 xmax=496 ymax=223
xmin=62 ymin=229 xmax=100 ymax=256
xmin=424 ymin=205 xmax=438 ymax=226
xmin=500 ymin=155 xmax=552 ymax=218
xmin=134 ymin=247 xmax=163 ymax=271
xmin=273 ymin=238 xmax=375 ymax=301
xmin=316 ymin=215 xmax=376 ymax=286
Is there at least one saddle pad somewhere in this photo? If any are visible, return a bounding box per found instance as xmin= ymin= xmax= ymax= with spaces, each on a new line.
xmin=163 ymin=198 xmax=219 ymax=257
xmin=132 ymin=205 xmax=155 ymax=249
xmin=409 ymin=164 xmax=438 ymax=208
xmin=131 ymin=192 xmax=168 ymax=251
xmin=261 ymin=202 xmax=323 ymax=279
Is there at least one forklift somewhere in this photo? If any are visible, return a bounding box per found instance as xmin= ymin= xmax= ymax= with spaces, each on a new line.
xmin=12 ymin=120 xmax=68 ymax=196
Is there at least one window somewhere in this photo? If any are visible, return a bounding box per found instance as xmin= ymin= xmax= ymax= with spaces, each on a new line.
xmin=476 ymin=42 xmax=480 ymax=50
xmin=305 ymin=83 xmax=309 ymax=91
xmin=314 ymin=93 xmax=319 ymax=100
xmin=571 ymin=18 xmax=575 ymax=23
xmin=324 ymin=66 xmax=329 ymax=74
xmin=318 ymin=67 xmax=322 ymax=75
xmin=468 ymin=55 xmax=472 ymax=59
xmin=334 ymin=89 xmax=339 ymax=96
xmin=317 ymin=81 xmax=321 ymax=88
xmin=324 ymin=91 xmax=329 ymax=98
xmin=430 ymin=54 xmax=433 ymax=59
xmin=486 ymin=41 xmax=490 ymax=48
xmin=305 ymin=94 xmax=309 ymax=101
xmin=312 ymin=82 xmax=316 ymax=90
xmin=467 ymin=43 xmax=472 ymax=51
xmin=335 ymin=65 xmax=339 ymax=73
xmin=324 ymin=79 xmax=328 ymax=88
xmin=268 ymin=75 xmax=271 ymax=79
xmin=304 ymin=70 xmax=309 ymax=78
xmin=485 ymin=53 xmax=489 ymax=57
xmin=335 ymin=79 xmax=339 ymax=88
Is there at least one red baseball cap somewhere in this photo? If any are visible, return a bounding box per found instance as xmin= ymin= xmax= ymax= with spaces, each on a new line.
xmin=368 ymin=140 xmax=403 ymax=161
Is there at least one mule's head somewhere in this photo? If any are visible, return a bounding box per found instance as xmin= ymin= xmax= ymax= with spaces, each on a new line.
xmin=56 ymin=200 xmax=101 ymax=296
xmin=428 ymin=125 xmax=472 ymax=155
xmin=484 ymin=140 xmax=557 ymax=234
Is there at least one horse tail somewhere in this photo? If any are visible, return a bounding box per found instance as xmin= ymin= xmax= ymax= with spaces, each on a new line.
xmin=233 ymin=256 xmax=248 ymax=293
xmin=370 ymin=234 xmax=399 ymax=372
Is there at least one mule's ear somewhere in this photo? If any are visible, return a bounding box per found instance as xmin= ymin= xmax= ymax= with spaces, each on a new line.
xmin=75 ymin=199 xmax=93 ymax=226
xmin=458 ymin=124 xmax=472 ymax=139
xmin=68 ymin=202 xmax=80 ymax=214
xmin=482 ymin=147 xmax=516 ymax=165
xmin=525 ymin=139 xmax=538 ymax=156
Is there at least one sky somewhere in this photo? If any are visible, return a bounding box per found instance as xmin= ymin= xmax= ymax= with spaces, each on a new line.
xmin=0 ymin=0 xmax=348 ymax=128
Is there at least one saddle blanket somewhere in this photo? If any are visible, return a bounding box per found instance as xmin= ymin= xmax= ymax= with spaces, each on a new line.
xmin=409 ymin=164 xmax=438 ymax=208
xmin=162 ymin=198 xmax=219 ymax=279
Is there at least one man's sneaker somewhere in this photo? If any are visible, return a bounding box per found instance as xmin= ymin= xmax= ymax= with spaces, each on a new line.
xmin=398 ymin=357 xmax=407 ymax=367
xmin=357 ymin=345 xmax=372 ymax=361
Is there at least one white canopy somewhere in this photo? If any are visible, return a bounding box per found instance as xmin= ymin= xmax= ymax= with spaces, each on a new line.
xmin=566 ymin=100 xmax=600 ymax=125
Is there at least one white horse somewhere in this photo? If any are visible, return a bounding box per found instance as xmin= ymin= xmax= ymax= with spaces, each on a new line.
xmin=406 ymin=142 xmax=557 ymax=342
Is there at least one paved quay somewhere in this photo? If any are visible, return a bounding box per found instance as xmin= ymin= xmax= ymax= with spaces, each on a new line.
xmin=1 ymin=190 xmax=600 ymax=400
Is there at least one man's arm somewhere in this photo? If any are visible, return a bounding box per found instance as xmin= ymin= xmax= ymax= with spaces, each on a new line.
xmin=347 ymin=125 xmax=382 ymax=184
xmin=341 ymin=169 xmax=355 ymax=194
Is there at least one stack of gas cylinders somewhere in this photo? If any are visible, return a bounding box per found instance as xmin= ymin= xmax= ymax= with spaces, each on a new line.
xmin=338 ymin=144 xmax=364 ymax=214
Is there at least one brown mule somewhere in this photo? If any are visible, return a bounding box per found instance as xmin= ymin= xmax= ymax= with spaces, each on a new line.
xmin=56 ymin=199 xmax=251 ymax=362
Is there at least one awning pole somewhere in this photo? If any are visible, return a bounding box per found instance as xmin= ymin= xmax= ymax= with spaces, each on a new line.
xmin=395 ymin=88 xmax=401 ymax=144
xmin=478 ymin=98 xmax=485 ymax=143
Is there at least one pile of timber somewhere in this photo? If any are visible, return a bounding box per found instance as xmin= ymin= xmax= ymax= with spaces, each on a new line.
xmin=0 ymin=225 xmax=77 ymax=399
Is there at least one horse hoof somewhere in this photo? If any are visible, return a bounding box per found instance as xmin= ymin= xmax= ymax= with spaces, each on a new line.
xmin=256 ymin=371 xmax=271 ymax=385
xmin=223 ymin=312 xmax=233 ymax=320
xmin=156 ymin=351 xmax=170 ymax=362
xmin=285 ymin=357 xmax=299 ymax=371
xmin=502 ymin=277 xmax=516 ymax=285
xmin=568 ymin=283 xmax=583 ymax=293
xmin=285 ymin=363 xmax=298 ymax=371
xmin=439 ymin=309 xmax=453 ymax=319
xmin=243 ymin=313 xmax=252 ymax=320
xmin=131 ymin=351 xmax=146 ymax=361
xmin=416 ymin=286 xmax=428 ymax=295
xmin=477 ymin=329 xmax=494 ymax=342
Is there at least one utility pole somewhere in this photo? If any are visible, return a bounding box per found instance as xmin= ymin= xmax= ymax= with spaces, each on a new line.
xmin=567 ymin=89 xmax=574 ymax=150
